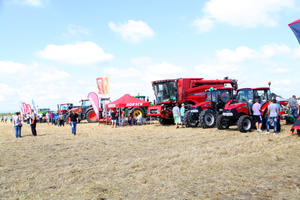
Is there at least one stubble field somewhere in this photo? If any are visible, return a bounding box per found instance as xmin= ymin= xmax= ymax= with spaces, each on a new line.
xmin=0 ymin=121 xmax=300 ymax=200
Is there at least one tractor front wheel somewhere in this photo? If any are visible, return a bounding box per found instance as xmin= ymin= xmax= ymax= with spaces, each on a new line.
xmin=216 ymin=115 xmax=229 ymax=130
xmin=199 ymin=109 xmax=216 ymax=128
xmin=237 ymin=115 xmax=252 ymax=133
xmin=130 ymin=107 xmax=145 ymax=119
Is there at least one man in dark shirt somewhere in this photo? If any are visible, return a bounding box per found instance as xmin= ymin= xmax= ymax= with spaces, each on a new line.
xmin=69 ymin=110 xmax=78 ymax=135
xmin=111 ymin=110 xmax=117 ymax=128
xmin=30 ymin=109 xmax=37 ymax=136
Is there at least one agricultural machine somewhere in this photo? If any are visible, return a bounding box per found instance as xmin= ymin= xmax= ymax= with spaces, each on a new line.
xmin=184 ymin=87 xmax=234 ymax=128
xmin=68 ymin=98 xmax=111 ymax=123
xmin=147 ymin=78 xmax=238 ymax=125
xmin=216 ymin=87 xmax=284 ymax=132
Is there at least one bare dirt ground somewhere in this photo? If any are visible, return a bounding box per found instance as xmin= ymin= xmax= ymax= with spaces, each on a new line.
xmin=0 ymin=121 xmax=300 ymax=200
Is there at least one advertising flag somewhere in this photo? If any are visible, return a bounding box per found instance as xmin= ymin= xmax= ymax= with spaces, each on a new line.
xmin=96 ymin=76 xmax=109 ymax=94
xmin=87 ymin=92 xmax=100 ymax=120
xmin=32 ymin=100 xmax=38 ymax=114
xmin=289 ymin=19 xmax=300 ymax=44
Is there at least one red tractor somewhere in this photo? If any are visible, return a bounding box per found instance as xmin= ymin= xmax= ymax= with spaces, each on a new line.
xmin=216 ymin=87 xmax=282 ymax=132
xmin=68 ymin=98 xmax=111 ymax=123
xmin=147 ymin=77 xmax=238 ymax=125
xmin=195 ymin=87 xmax=234 ymax=128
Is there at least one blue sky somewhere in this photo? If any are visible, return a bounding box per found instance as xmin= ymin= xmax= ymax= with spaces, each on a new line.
xmin=0 ymin=0 xmax=300 ymax=112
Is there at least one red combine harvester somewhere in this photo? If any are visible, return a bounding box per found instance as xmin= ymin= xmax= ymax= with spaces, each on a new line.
xmin=216 ymin=87 xmax=285 ymax=132
xmin=147 ymin=78 xmax=238 ymax=125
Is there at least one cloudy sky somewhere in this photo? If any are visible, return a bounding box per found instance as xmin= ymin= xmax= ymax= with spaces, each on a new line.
xmin=0 ymin=0 xmax=300 ymax=112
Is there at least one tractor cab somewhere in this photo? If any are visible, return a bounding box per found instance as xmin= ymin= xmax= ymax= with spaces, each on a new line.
xmin=57 ymin=103 xmax=73 ymax=114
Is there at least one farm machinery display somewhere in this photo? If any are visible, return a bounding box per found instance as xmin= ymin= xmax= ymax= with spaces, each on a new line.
xmin=57 ymin=103 xmax=73 ymax=114
xmin=184 ymin=87 xmax=234 ymax=128
xmin=216 ymin=87 xmax=286 ymax=132
xmin=147 ymin=78 xmax=238 ymax=125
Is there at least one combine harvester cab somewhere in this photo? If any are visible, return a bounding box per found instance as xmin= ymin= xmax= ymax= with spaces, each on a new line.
xmin=147 ymin=78 xmax=238 ymax=126
xmin=217 ymin=87 xmax=283 ymax=133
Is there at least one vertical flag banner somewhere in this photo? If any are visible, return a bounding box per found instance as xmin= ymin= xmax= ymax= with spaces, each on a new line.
xmin=96 ymin=76 xmax=109 ymax=94
xmin=26 ymin=104 xmax=32 ymax=114
xmin=22 ymin=102 xmax=28 ymax=114
xmin=88 ymin=92 xmax=100 ymax=120
xmin=289 ymin=19 xmax=300 ymax=44
xmin=32 ymin=100 xmax=38 ymax=114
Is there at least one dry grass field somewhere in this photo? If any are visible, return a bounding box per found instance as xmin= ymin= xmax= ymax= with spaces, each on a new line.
xmin=0 ymin=121 xmax=300 ymax=200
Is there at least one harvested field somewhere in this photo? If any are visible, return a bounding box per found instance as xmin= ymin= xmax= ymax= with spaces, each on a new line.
xmin=0 ymin=122 xmax=300 ymax=200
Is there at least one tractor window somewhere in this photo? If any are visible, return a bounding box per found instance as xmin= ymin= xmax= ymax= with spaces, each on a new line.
xmin=82 ymin=100 xmax=91 ymax=108
xmin=218 ymin=90 xmax=231 ymax=103
xmin=206 ymin=91 xmax=217 ymax=102
xmin=254 ymin=90 xmax=268 ymax=103
xmin=236 ymin=89 xmax=253 ymax=103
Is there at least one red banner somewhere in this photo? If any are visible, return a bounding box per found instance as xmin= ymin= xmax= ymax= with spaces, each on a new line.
xmin=96 ymin=76 xmax=109 ymax=94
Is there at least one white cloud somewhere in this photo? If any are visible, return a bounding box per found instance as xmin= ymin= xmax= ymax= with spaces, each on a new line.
xmin=108 ymin=20 xmax=155 ymax=43
xmin=260 ymin=43 xmax=291 ymax=58
xmin=196 ymin=0 xmax=294 ymax=31
xmin=0 ymin=61 xmax=28 ymax=74
xmin=274 ymin=67 xmax=290 ymax=73
xmin=37 ymin=41 xmax=114 ymax=65
xmin=194 ymin=64 xmax=240 ymax=79
xmin=193 ymin=17 xmax=214 ymax=33
xmin=216 ymin=46 xmax=257 ymax=63
xmin=215 ymin=43 xmax=293 ymax=63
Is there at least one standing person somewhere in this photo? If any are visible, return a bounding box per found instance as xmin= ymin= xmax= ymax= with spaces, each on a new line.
xmin=30 ymin=109 xmax=37 ymax=136
xmin=46 ymin=112 xmax=50 ymax=125
xmin=10 ymin=115 xmax=13 ymax=123
xmin=58 ymin=112 xmax=65 ymax=127
xmin=252 ymin=98 xmax=263 ymax=133
xmin=288 ymin=95 xmax=299 ymax=119
xmin=172 ymin=103 xmax=180 ymax=129
xmin=111 ymin=109 xmax=117 ymax=128
xmin=180 ymin=103 xmax=185 ymax=128
xmin=266 ymin=99 xmax=279 ymax=135
xmin=13 ymin=112 xmax=22 ymax=138
xmin=4 ymin=115 xmax=7 ymax=123
xmin=69 ymin=110 xmax=78 ymax=135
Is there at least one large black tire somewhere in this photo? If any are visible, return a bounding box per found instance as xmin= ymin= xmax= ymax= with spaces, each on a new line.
xmin=159 ymin=118 xmax=174 ymax=125
xmin=129 ymin=107 xmax=146 ymax=118
xmin=86 ymin=109 xmax=98 ymax=123
xmin=216 ymin=115 xmax=230 ymax=130
xmin=183 ymin=110 xmax=199 ymax=127
xmin=237 ymin=115 xmax=252 ymax=133
xmin=199 ymin=109 xmax=216 ymax=128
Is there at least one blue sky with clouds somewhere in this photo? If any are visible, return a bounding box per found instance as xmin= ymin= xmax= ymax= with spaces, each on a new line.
xmin=0 ymin=0 xmax=300 ymax=112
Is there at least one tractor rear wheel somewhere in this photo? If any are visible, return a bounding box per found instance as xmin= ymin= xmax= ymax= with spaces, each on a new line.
xmin=216 ymin=115 xmax=229 ymax=130
xmin=86 ymin=109 xmax=98 ymax=123
xmin=199 ymin=109 xmax=216 ymax=128
xmin=183 ymin=110 xmax=199 ymax=127
xmin=237 ymin=115 xmax=252 ymax=133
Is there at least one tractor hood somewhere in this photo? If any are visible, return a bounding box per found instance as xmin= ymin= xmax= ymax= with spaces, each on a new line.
xmin=225 ymin=102 xmax=248 ymax=111
xmin=195 ymin=101 xmax=212 ymax=109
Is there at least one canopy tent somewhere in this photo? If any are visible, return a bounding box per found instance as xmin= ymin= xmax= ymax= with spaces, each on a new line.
xmin=291 ymin=117 xmax=300 ymax=135
xmin=106 ymin=94 xmax=150 ymax=109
